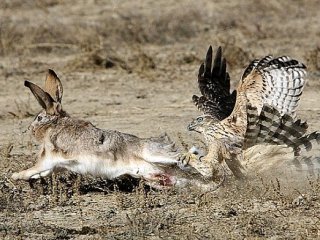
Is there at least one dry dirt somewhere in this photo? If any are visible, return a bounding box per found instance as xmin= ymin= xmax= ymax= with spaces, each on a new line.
xmin=1 ymin=0 xmax=320 ymax=239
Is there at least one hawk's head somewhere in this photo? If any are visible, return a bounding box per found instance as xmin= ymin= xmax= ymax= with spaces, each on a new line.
xmin=187 ymin=115 xmax=216 ymax=133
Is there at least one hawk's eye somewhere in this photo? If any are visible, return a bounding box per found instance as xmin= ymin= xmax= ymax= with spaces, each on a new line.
xmin=37 ymin=116 xmax=43 ymax=121
xmin=197 ymin=117 xmax=203 ymax=122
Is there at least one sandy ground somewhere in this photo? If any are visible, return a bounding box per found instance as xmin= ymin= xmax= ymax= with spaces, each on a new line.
xmin=0 ymin=0 xmax=320 ymax=239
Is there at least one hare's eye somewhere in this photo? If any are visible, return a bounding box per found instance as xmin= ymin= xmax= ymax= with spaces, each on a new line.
xmin=37 ymin=116 xmax=43 ymax=121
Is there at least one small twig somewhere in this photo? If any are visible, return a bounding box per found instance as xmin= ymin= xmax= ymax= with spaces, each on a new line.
xmin=4 ymin=176 xmax=17 ymax=190
xmin=272 ymin=201 xmax=287 ymax=217
xmin=25 ymin=43 xmax=80 ymax=50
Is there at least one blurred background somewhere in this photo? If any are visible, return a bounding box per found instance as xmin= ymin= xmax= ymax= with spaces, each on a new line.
xmin=1 ymin=0 xmax=319 ymax=133
xmin=1 ymin=0 xmax=319 ymax=75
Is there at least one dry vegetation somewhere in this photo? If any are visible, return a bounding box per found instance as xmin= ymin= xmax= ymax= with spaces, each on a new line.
xmin=1 ymin=0 xmax=320 ymax=239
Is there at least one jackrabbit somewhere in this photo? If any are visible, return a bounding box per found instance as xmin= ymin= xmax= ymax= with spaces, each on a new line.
xmin=11 ymin=70 xmax=222 ymax=189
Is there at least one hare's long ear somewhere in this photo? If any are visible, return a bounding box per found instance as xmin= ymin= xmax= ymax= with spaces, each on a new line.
xmin=25 ymin=81 xmax=56 ymax=114
xmin=44 ymin=69 xmax=63 ymax=103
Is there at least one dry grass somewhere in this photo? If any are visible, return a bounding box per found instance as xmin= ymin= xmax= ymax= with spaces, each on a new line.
xmin=0 ymin=1 xmax=205 ymax=58
xmin=1 ymin=166 xmax=319 ymax=239
xmin=7 ymin=98 xmax=34 ymax=119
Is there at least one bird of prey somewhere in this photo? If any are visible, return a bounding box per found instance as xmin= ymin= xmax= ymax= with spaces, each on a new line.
xmin=183 ymin=46 xmax=320 ymax=180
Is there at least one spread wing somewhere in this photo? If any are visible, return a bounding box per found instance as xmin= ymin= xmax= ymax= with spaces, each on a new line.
xmin=222 ymin=55 xmax=308 ymax=150
xmin=238 ymin=56 xmax=306 ymax=117
xmin=193 ymin=46 xmax=236 ymax=120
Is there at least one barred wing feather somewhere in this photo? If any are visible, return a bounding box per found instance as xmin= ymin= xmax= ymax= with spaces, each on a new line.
xmin=239 ymin=55 xmax=307 ymax=117
xmin=193 ymin=46 xmax=236 ymax=120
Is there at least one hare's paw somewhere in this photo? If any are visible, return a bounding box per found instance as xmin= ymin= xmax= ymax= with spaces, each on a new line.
xmin=11 ymin=168 xmax=52 ymax=181
xmin=11 ymin=171 xmax=28 ymax=181
xmin=11 ymin=172 xmax=20 ymax=180
xmin=30 ymin=169 xmax=52 ymax=179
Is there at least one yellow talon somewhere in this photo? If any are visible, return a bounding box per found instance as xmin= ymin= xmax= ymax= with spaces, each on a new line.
xmin=178 ymin=152 xmax=200 ymax=168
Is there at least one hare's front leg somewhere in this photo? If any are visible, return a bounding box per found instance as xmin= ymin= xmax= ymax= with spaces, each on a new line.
xmin=12 ymin=151 xmax=55 ymax=180
xmin=12 ymin=164 xmax=53 ymax=180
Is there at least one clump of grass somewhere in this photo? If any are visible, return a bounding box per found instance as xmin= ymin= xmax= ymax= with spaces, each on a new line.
xmin=246 ymin=214 xmax=269 ymax=237
xmin=221 ymin=38 xmax=252 ymax=68
xmin=65 ymin=45 xmax=155 ymax=74
xmin=0 ymin=21 xmax=23 ymax=56
xmin=0 ymin=0 xmax=60 ymax=10
xmin=0 ymin=143 xmax=13 ymax=158
xmin=0 ymin=1 xmax=206 ymax=59
xmin=305 ymin=46 xmax=320 ymax=71
xmin=8 ymin=98 xmax=34 ymax=119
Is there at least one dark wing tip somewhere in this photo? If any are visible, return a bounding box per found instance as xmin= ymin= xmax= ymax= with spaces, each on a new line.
xmin=24 ymin=80 xmax=31 ymax=87
xmin=213 ymin=46 xmax=223 ymax=70
xmin=198 ymin=63 xmax=205 ymax=78
xmin=206 ymin=46 xmax=213 ymax=61
xmin=204 ymin=46 xmax=213 ymax=78
xmin=216 ymin=46 xmax=222 ymax=57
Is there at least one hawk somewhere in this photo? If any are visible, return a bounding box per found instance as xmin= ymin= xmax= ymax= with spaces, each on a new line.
xmin=183 ymin=46 xmax=320 ymax=180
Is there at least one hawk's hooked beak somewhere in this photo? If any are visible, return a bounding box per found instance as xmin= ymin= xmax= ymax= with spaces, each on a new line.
xmin=187 ymin=122 xmax=198 ymax=132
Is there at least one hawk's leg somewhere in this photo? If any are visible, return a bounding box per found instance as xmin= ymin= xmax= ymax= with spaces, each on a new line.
xmin=225 ymin=153 xmax=247 ymax=179
xmin=178 ymin=150 xmax=224 ymax=182
xmin=177 ymin=146 xmax=205 ymax=170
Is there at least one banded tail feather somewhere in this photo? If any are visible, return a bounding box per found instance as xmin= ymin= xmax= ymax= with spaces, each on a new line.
xmin=244 ymin=104 xmax=260 ymax=147
xmin=290 ymin=156 xmax=320 ymax=175
xmin=292 ymin=131 xmax=320 ymax=155
xmin=244 ymin=104 xmax=319 ymax=156
xmin=256 ymin=105 xmax=282 ymax=144
xmin=257 ymin=105 xmax=308 ymax=147
xmin=244 ymin=104 xmax=284 ymax=148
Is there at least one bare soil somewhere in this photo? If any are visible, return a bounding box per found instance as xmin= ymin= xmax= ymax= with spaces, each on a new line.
xmin=0 ymin=0 xmax=320 ymax=239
